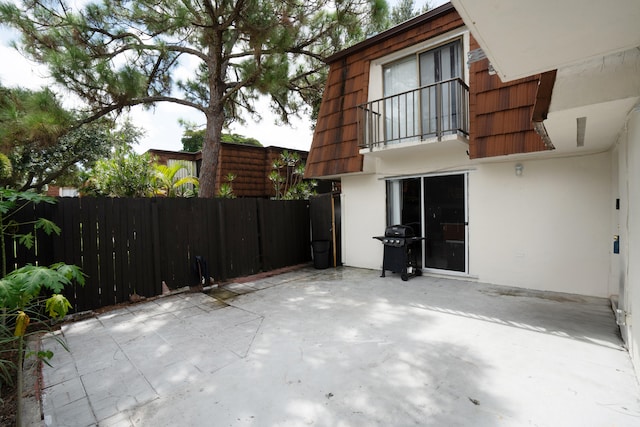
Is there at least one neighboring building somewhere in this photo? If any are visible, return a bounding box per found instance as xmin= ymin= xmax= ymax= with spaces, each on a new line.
xmin=305 ymin=0 xmax=640 ymax=370
xmin=149 ymin=143 xmax=312 ymax=198
xmin=46 ymin=186 xmax=79 ymax=197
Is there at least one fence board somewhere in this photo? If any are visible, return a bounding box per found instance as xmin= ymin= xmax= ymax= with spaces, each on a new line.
xmin=35 ymin=202 xmax=56 ymax=268
xmin=65 ymin=198 xmax=84 ymax=311
xmin=215 ymin=200 xmax=228 ymax=282
xmin=131 ymin=199 xmax=150 ymax=297
xmin=222 ymin=199 xmax=261 ymax=279
xmin=150 ymin=200 xmax=162 ymax=289
xmin=159 ymin=198 xmax=190 ymax=287
xmin=4 ymin=203 xmax=34 ymax=272
xmin=32 ymin=202 xmax=53 ymax=268
xmin=203 ymin=198 xmax=221 ymax=283
xmin=188 ymin=198 xmax=214 ymax=285
xmin=80 ymin=198 xmax=100 ymax=310
xmin=112 ymin=199 xmax=128 ymax=304
xmin=94 ymin=198 xmax=112 ymax=308
xmin=102 ymin=198 xmax=118 ymax=308
xmin=136 ymin=199 xmax=157 ymax=297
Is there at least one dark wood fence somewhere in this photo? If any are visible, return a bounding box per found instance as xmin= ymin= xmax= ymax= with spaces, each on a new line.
xmin=5 ymin=197 xmax=311 ymax=313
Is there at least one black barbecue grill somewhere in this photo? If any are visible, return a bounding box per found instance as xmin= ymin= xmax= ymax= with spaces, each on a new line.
xmin=373 ymin=224 xmax=424 ymax=281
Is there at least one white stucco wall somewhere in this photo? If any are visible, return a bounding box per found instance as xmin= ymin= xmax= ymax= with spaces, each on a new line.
xmin=618 ymin=105 xmax=640 ymax=372
xmin=340 ymin=146 xmax=613 ymax=298
xmin=341 ymin=173 xmax=387 ymax=270
xmin=470 ymin=153 xmax=612 ymax=297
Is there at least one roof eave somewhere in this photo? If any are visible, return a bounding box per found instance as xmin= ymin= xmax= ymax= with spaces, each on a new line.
xmin=325 ymin=2 xmax=456 ymax=64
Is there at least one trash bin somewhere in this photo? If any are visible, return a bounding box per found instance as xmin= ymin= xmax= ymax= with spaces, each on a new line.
xmin=311 ymin=240 xmax=331 ymax=269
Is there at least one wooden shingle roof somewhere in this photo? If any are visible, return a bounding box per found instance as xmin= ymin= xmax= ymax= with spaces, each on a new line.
xmin=467 ymin=38 xmax=550 ymax=158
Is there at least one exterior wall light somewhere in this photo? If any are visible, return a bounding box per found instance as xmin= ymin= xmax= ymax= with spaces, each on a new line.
xmin=515 ymin=163 xmax=524 ymax=176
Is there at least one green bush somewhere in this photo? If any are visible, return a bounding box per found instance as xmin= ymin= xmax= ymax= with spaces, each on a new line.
xmin=0 ymin=188 xmax=83 ymax=423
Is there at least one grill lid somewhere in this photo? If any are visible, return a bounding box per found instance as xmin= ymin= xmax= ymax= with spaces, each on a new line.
xmin=385 ymin=224 xmax=415 ymax=238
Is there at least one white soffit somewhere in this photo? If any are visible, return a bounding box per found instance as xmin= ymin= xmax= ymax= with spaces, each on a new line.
xmin=545 ymin=97 xmax=639 ymax=154
xmin=551 ymin=48 xmax=640 ymax=112
xmin=451 ymin=0 xmax=640 ymax=81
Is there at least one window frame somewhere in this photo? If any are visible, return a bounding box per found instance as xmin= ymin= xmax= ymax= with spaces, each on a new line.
xmin=368 ymin=28 xmax=470 ymax=104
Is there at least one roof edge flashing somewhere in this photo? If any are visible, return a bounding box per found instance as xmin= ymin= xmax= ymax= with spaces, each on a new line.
xmin=325 ymin=3 xmax=456 ymax=64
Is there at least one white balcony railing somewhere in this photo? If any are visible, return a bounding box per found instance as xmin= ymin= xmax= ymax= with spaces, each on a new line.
xmin=357 ymin=78 xmax=469 ymax=150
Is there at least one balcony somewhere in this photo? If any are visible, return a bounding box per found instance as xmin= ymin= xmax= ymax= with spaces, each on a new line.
xmin=357 ymin=78 xmax=469 ymax=151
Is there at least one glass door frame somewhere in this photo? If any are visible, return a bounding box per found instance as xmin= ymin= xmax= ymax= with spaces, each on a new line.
xmin=386 ymin=171 xmax=469 ymax=275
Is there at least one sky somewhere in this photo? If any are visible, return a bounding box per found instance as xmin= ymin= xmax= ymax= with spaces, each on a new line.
xmin=0 ymin=24 xmax=314 ymax=154
xmin=0 ymin=0 xmax=439 ymax=154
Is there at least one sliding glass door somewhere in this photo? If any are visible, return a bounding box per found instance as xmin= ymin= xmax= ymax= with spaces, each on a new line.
xmin=382 ymin=39 xmax=462 ymax=144
xmin=386 ymin=173 xmax=467 ymax=273
xmin=419 ymin=40 xmax=462 ymax=137
xmin=383 ymin=56 xmax=418 ymax=144
xmin=423 ymin=174 xmax=466 ymax=272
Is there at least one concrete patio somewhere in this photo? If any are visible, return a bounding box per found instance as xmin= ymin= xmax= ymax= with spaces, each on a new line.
xmin=28 ymin=267 xmax=640 ymax=426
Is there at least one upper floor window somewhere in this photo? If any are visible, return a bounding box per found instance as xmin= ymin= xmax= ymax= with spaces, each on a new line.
xmin=383 ymin=40 xmax=463 ymax=143
xmin=384 ymin=40 xmax=462 ymax=95
xmin=359 ymin=38 xmax=468 ymax=149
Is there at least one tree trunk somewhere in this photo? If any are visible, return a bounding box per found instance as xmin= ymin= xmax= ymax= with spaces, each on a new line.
xmin=198 ymin=112 xmax=225 ymax=198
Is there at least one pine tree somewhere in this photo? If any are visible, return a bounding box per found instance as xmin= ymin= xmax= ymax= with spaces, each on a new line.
xmin=0 ymin=0 xmax=388 ymax=197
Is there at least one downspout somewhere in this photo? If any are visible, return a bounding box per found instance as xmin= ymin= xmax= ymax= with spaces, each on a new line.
xmin=532 ymin=70 xmax=558 ymax=149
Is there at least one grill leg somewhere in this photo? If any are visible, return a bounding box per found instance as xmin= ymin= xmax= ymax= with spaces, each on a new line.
xmin=381 ymin=269 xmax=386 ymax=277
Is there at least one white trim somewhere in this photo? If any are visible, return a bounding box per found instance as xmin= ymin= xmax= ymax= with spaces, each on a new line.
xmin=372 ymin=27 xmax=469 ymax=72
xmin=421 ymin=270 xmax=480 ymax=281
xmin=421 ymin=268 xmax=474 ymax=278
xmin=464 ymin=172 xmax=470 ymax=273
xmin=380 ymin=168 xmax=475 ymax=181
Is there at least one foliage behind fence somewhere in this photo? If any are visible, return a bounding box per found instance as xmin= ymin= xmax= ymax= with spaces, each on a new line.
xmin=5 ymin=197 xmax=311 ymax=313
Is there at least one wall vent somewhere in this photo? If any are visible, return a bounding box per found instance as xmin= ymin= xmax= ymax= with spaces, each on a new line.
xmin=468 ymin=48 xmax=497 ymax=75
xmin=576 ymin=116 xmax=587 ymax=147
